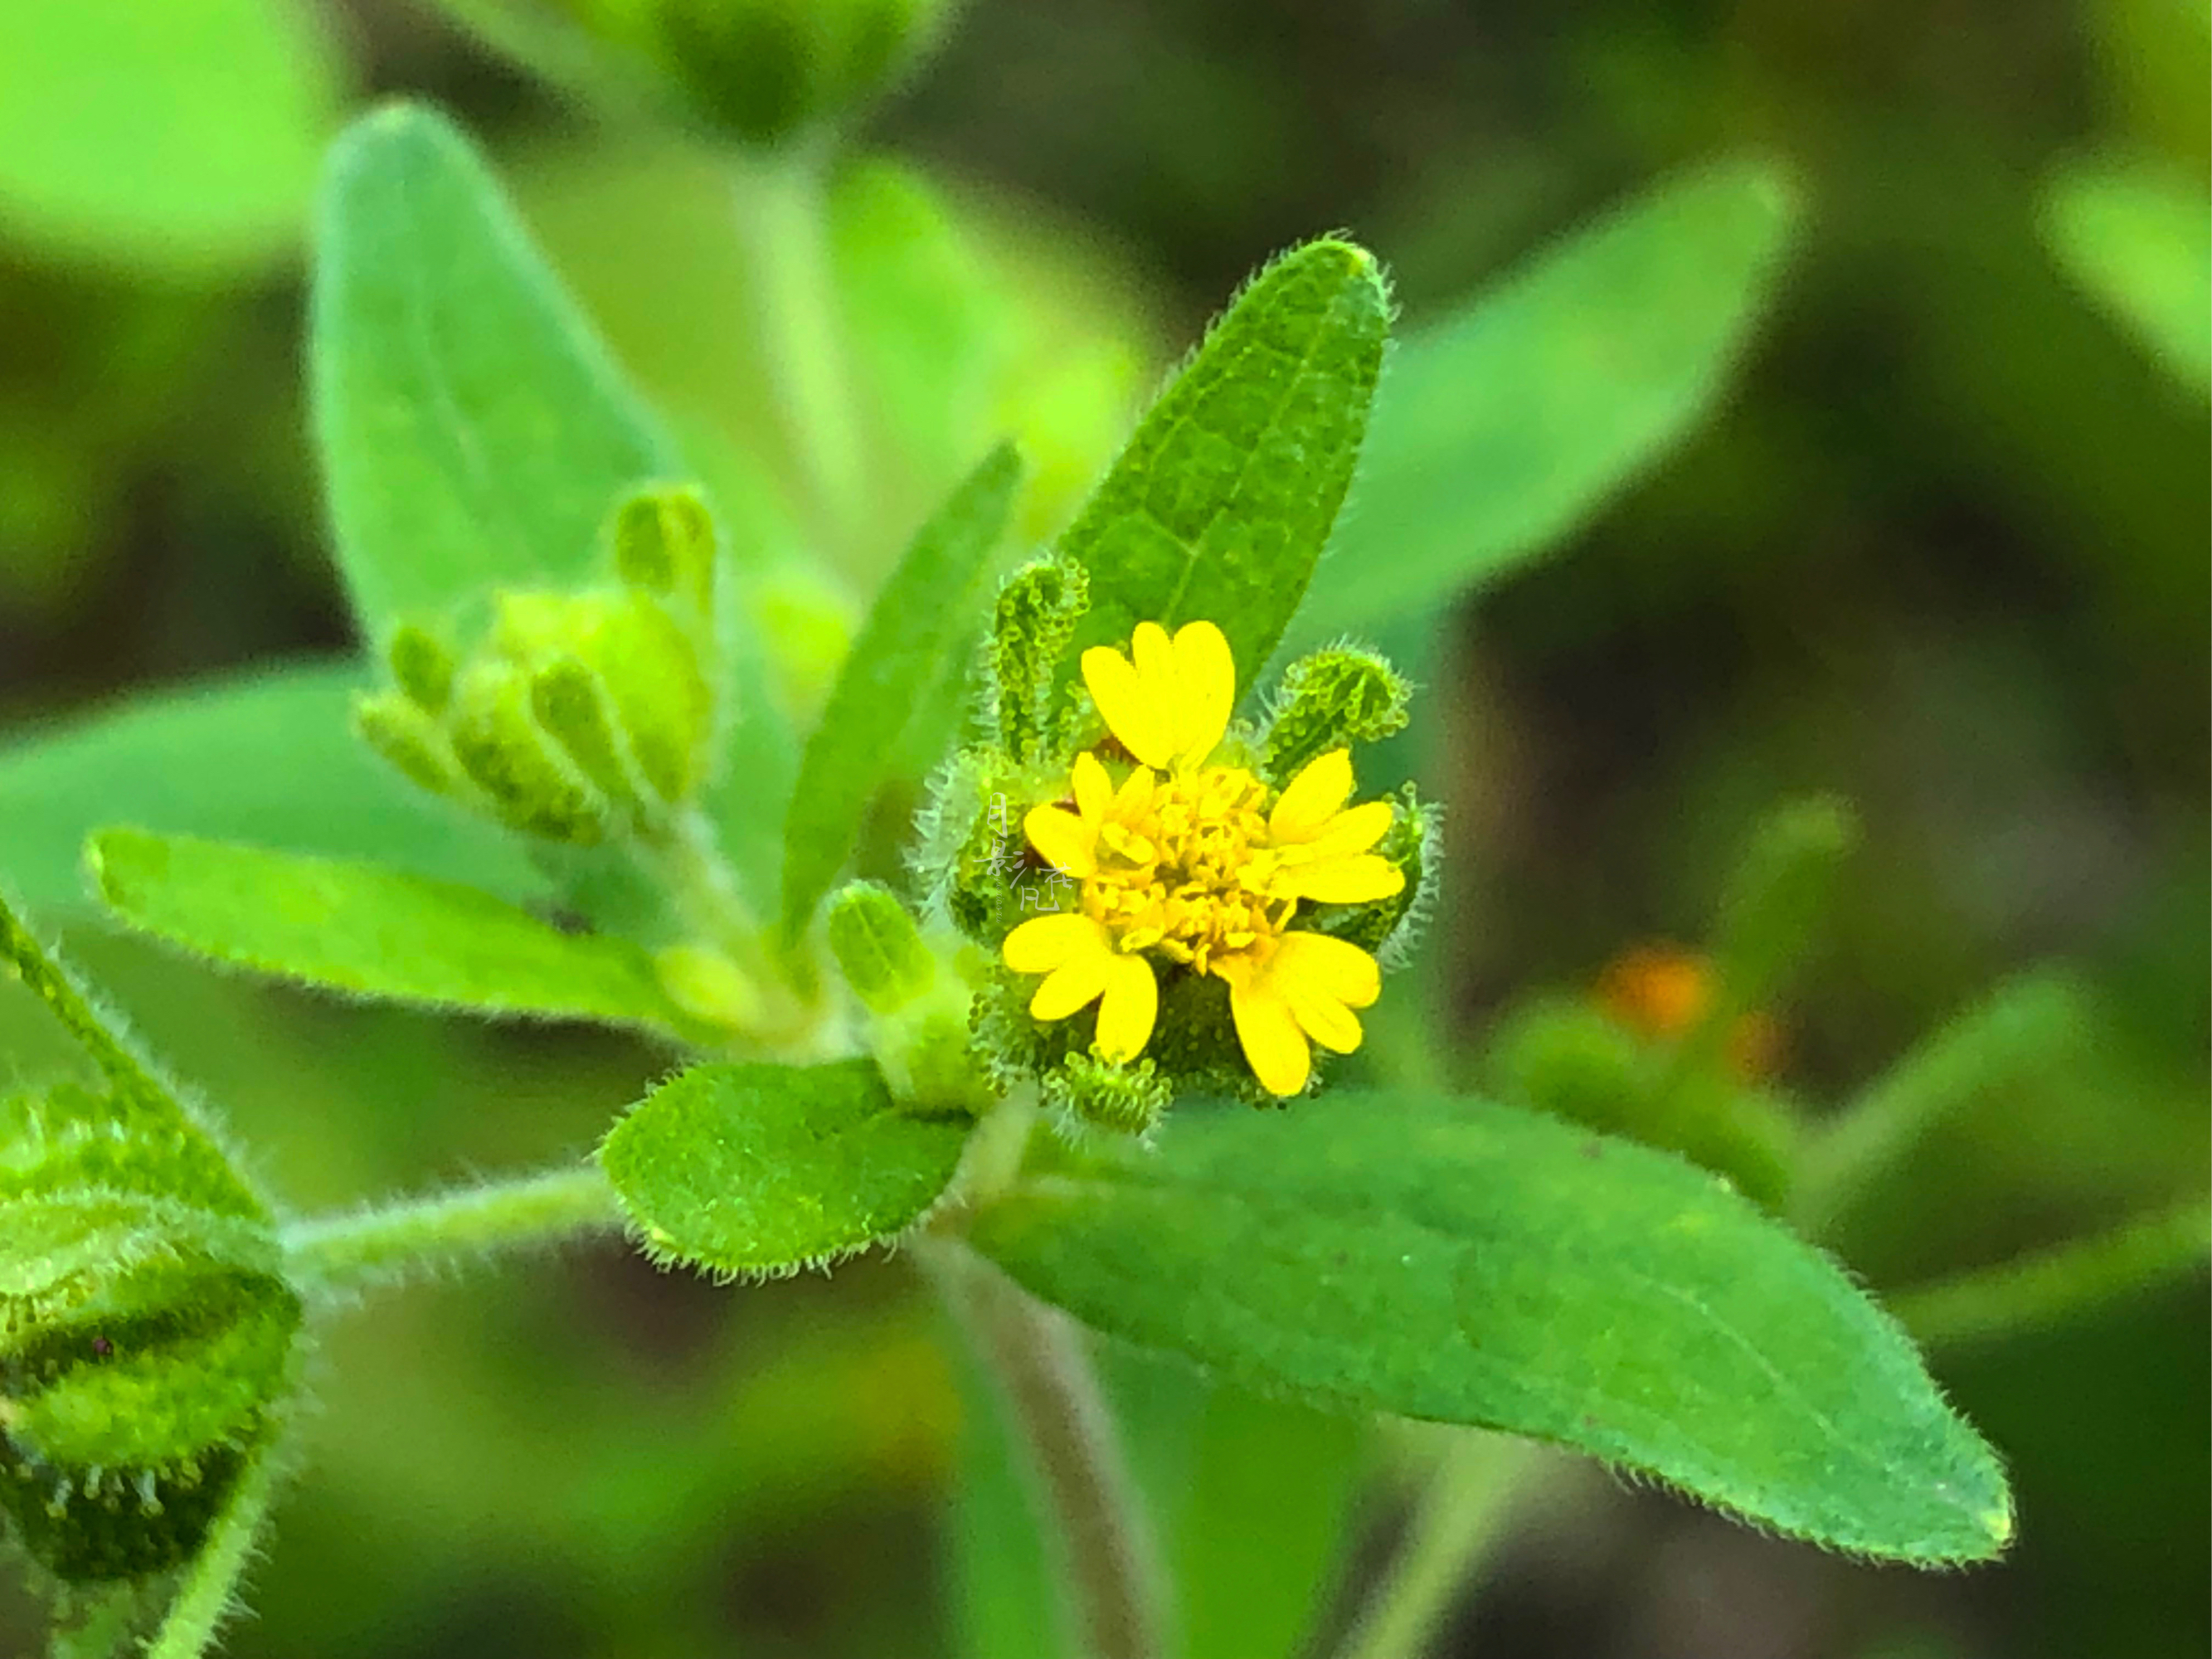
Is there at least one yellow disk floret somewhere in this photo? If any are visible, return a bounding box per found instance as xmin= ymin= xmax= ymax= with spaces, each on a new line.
xmin=1001 ymin=619 xmax=1405 ymax=1096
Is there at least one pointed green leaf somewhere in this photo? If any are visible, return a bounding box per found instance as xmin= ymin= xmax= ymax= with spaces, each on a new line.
xmin=600 ymin=1058 xmax=970 ymax=1276
xmin=1058 ymin=239 xmax=1389 ymax=687
xmin=781 ymin=445 xmax=1023 ymax=937
xmin=87 ymin=829 xmax=695 ymax=1037
xmin=969 ymin=1092 xmax=2011 ymax=1564
xmin=311 ymin=101 xmax=677 ymax=637
xmin=2042 ymin=154 xmax=2211 ymax=395
xmin=1296 ymin=158 xmax=1800 ymax=635
xmin=0 ymin=664 xmax=542 ymax=913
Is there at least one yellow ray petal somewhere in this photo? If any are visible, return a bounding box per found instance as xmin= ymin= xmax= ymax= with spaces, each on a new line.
xmin=1031 ymin=935 xmax=1116 ymax=1020
xmin=1111 ymin=764 xmax=1157 ymax=818
xmin=1281 ymin=979 xmax=1364 ymax=1053
xmin=1170 ymin=620 xmax=1235 ymax=766
xmin=1276 ymin=854 xmax=1404 ymax=906
xmin=1082 ymin=645 xmax=1174 ymax=768
xmin=1274 ymin=930 xmax=1383 ymax=1006
xmin=1093 ymin=952 xmax=1160 ymax=1062
xmin=1130 ymin=620 xmax=1175 ymax=688
xmin=1072 ymin=750 xmax=1113 ymax=820
xmin=1229 ymin=980 xmax=1311 ymax=1096
xmin=1004 ymin=912 xmax=1108 ymax=975
xmin=1270 ymin=749 xmax=1354 ymax=841
xmin=1299 ymin=798 xmax=1396 ymax=859
xmin=1024 ymin=803 xmax=1097 ymax=878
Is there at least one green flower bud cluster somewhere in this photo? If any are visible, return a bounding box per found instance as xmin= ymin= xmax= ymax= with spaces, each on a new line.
xmin=354 ymin=486 xmax=722 ymax=849
xmin=824 ymin=883 xmax=997 ymax=1117
xmin=0 ymin=1080 xmax=299 ymax=1585
xmin=439 ymin=0 xmax=958 ymax=147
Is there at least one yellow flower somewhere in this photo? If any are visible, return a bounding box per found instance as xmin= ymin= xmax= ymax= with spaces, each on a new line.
xmin=1001 ymin=620 xmax=1404 ymax=1096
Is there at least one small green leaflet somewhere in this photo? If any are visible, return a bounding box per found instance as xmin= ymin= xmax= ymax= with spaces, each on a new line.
xmin=2041 ymin=154 xmax=2210 ymax=396
xmin=311 ymin=102 xmax=678 ymax=640
xmin=1293 ymin=158 xmax=1801 ymax=637
xmin=0 ymin=663 xmax=542 ymax=915
xmin=600 ymin=1058 xmax=970 ymax=1276
xmin=968 ymin=1092 xmax=2012 ymax=1564
xmin=88 ymin=829 xmax=697 ymax=1038
xmin=0 ymin=0 xmax=337 ymax=273
xmin=1057 ymin=239 xmax=1389 ymax=689
xmin=780 ymin=445 xmax=1023 ymax=938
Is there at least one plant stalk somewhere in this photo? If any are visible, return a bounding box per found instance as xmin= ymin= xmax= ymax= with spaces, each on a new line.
xmin=281 ymin=1165 xmax=624 ymax=1295
xmin=928 ymin=1241 xmax=1168 ymax=1659
xmin=735 ymin=147 xmax=864 ymax=548
xmin=1335 ymin=1432 xmax=1539 ymax=1659
xmin=1891 ymin=1198 xmax=2212 ymax=1351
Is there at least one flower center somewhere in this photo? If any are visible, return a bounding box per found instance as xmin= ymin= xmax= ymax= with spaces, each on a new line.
xmin=1080 ymin=762 xmax=1293 ymax=977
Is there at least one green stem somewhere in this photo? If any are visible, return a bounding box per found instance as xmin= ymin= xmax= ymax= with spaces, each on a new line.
xmin=0 ymin=893 xmax=180 ymax=1116
xmin=735 ymin=148 xmax=864 ymax=547
xmin=281 ymin=1166 xmax=623 ymax=1296
xmin=1890 ymin=1199 xmax=2212 ymax=1352
xmin=146 ymin=1441 xmax=282 ymax=1659
xmin=1793 ymin=972 xmax=2088 ymax=1238
xmin=1335 ymin=1433 xmax=1539 ymax=1659
xmin=928 ymin=1241 xmax=1167 ymax=1659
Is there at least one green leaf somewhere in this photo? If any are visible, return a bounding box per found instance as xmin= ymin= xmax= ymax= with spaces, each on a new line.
xmin=600 ymin=1058 xmax=970 ymax=1276
xmin=87 ymin=829 xmax=695 ymax=1036
xmin=310 ymin=101 xmax=678 ymax=642
xmin=0 ymin=663 xmax=542 ymax=914
xmin=2042 ymin=154 xmax=2211 ymax=395
xmin=1295 ymin=158 xmax=1800 ymax=636
xmin=780 ymin=445 xmax=1023 ymax=937
xmin=0 ymin=0 xmax=338 ymax=273
xmin=1057 ymin=239 xmax=1389 ymax=688
xmin=969 ymin=1092 xmax=2011 ymax=1564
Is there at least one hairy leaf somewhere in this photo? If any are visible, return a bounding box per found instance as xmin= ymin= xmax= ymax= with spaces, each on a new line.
xmin=1296 ymin=158 xmax=1800 ymax=635
xmin=311 ymin=101 xmax=676 ymax=639
xmin=0 ymin=664 xmax=541 ymax=914
xmin=781 ymin=445 xmax=1023 ymax=937
xmin=600 ymin=1058 xmax=970 ymax=1276
xmin=969 ymin=1092 xmax=2012 ymax=1564
xmin=88 ymin=829 xmax=694 ymax=1036
xmin=1057 ymin=239 xmax=1389 ymax=688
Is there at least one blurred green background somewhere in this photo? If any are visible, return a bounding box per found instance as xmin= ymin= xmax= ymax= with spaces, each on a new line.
xmin=0 ymin=0 xmax=2204 ymax=1656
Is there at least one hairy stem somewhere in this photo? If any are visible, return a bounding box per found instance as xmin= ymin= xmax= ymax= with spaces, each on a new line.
xmin=281 ymin=1165 xmax=623 ymax=1295
xmin=929 ymin=1242 xmax=1167 ymax=1659
xmin=1892 ymin=1199 xmax=2212 ymax=1351
xmin=146 ymin=1441 xmax=282 ymax=1659
xmin=1335 ymin=1432 xmax=1539 ymax=1659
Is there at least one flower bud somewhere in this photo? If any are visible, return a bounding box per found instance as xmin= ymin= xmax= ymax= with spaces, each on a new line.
xmin=447 ymin=660 xmax=613 ymax=844
xmin=989 ymin=558 xmax=1088 ymax=763
xmin=386 ymin=624 xmax=457 ymax=714
xmin=1 ymin=1085 xmax=299 ymax=1584
xmin=611 ymin=484 xmax=717 ymax=621
xmin=432 ymin=0 xmax=958 ymax=148
xmin=1043 ymin=1052 xmax=1170 ymax=1139
xmin=352 ymin=692 xmax=472 ymax=800
xmin=1263 ymin=646 xmax=1410 ymax=782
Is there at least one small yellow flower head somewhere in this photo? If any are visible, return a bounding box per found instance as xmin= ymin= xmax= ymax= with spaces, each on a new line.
xmin=999 ymin=619 xmax=1406 ymax=1097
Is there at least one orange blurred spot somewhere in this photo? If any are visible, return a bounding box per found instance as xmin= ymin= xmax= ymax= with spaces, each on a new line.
xmin=1593 ymin=942 xmax=1783 ymax=1082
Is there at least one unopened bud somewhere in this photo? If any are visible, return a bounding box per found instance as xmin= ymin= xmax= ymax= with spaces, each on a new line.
xmin=1264 ymin=646 xmax=1410 ymax=782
